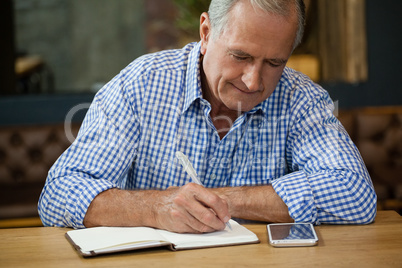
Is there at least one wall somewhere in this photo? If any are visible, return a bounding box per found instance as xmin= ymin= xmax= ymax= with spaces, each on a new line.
xmin=14 ymin=0 xmax=146 ymax=93
xmin=0 ymin=0 xmax=16 ymax=95
xmin=323 ymin=0 xmax=402 ymax=108
xmin=13 ymin=0 xmax=402 ymax=107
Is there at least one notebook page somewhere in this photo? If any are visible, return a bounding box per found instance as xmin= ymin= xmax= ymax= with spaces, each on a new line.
xmin=67 ymin=226 xmax=168 ymax=252
xmin=156 ymin=220 xmax=258 ymax=249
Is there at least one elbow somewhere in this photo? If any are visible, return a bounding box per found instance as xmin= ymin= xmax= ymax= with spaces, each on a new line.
xmin=37 ymin=187 xmax=67 ymax=228
xmin=38 ymin=199 xmax=69 ymax=228
xmin=354 ymin=197 xmax=377 ymax=225
xmin=317 ymin=188 xmax=377 ymax=225
xmin=37 ymin=192 xmax=55 ymax=227
xmin=351 ymin=206 xmax=377 ymax=225
xmin=352 ymin=186 xmax=378 ymax=224
xmin=340 ymin=190 xmax=378 ymax=225
xmin=335 ymin=171 xmax=378 ymax=225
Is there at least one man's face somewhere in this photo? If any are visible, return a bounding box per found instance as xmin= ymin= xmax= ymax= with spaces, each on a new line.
xmin=200 ymin=0 xmax=298 ymax=113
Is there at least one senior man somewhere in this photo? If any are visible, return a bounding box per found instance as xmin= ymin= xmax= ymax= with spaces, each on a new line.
xmin=39 ymin=0 xmax=377 ymax=233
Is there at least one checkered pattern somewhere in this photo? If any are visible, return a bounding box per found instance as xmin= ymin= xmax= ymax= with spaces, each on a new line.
xmin=38 ymin=42 xmax=377 ymax=228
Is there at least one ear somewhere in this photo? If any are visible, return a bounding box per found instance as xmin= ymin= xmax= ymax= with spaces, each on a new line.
xmin=199 ymin=12 xmax=211 ymax=55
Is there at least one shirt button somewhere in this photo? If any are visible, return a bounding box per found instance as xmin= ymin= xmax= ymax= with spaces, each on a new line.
xmin=210 ymin=174 xmax=216 ymax=179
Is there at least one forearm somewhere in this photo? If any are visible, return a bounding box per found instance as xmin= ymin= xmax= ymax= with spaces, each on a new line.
xmin=283 ymin=94 xmax=376 ymax=224
xmin=83 ymin=183 xmax=231 ymax=233
xmin=213 ymin=185 xmax=293 ymax=223
xmin=83 ymin=188 xmax=161 ymax=228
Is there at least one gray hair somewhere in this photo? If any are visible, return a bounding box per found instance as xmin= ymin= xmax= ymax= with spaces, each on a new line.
xmin=208 ymin=0 xmax=306 ymax=50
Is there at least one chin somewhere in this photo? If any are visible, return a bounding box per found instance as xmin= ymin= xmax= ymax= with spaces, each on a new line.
xmin=226 ymin=100 xmax=258 ymax=113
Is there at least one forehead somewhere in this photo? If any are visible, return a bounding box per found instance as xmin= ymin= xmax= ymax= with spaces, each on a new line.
xmin=217 ymin=1 xmax=297 ymax=58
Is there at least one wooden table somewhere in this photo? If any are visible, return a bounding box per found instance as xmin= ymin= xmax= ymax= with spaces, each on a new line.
xmin=1 ymin=211 xmax=401 ymax=267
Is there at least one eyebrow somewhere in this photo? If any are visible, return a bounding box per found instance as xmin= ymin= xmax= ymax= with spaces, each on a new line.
xmin=228 ymin=49 xmax=288 ymax=64
xmin=229 ymin=49 xmax=252 ymax=57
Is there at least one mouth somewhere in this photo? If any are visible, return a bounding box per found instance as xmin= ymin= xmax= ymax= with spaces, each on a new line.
xmin=232 ymin=85 xmax=260 ymax=96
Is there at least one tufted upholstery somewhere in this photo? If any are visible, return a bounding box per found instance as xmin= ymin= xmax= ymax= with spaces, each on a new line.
xmin=0 ymin=123 xmax=80 ymax=219
xmin=1 ymin=105 xmax=401 ymax=220
xmin=338 ymin=106 xmax=402 ymax=213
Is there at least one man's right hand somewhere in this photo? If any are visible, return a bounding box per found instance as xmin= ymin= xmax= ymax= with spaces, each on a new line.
xmin=83 ymin=183 xmax=231 ymax=233
xmin=152 ymin=183 xmax=231 ymax=233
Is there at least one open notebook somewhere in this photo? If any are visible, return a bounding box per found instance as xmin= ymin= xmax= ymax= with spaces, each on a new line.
xmin=65 ymin=219 xmax=259 ymax=257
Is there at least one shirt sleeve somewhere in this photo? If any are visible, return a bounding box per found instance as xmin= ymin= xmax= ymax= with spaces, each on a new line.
xmin=272 ymin=90 xmax=377 ymax=225
xmin=38 ymin=71 xmax=140 ymax=228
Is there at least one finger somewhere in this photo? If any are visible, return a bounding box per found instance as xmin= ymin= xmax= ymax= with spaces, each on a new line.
xmin=189 ymin=184 xmax=231 ymax=225
xmin=177 ymin=184 xmax=230 ymax=231
xmin=183 ymin=212 xmax=217 ymax=233
xmin=186 ymin=198 xmax=225 ymax=232
xmin=168 ymin=201 xmax=216 ymax=233
xmin=196 ymin=196 xmax=231 ymax=224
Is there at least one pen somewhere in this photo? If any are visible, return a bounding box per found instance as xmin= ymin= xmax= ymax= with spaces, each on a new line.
xmin=176 ymin=151 xmax=232 ymax=231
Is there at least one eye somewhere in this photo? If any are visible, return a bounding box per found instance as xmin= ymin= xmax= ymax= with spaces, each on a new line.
xmin=266 ymin=61 xmax=283 ymax=68
xmin=268 ymin=62 xmax=281 ymax=68
xmin=231 ymin=54 xmax=248 ymax=61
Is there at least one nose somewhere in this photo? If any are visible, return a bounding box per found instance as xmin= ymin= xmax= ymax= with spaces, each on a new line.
xmin=242 ymin=64 xmax=263 ymax=92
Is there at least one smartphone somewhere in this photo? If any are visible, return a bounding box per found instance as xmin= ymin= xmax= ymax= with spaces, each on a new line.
xmin=267 ymin=223 xmax=318 ymax=247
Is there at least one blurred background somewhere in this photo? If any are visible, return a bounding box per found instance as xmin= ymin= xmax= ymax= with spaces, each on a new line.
xmin=1 ymin=0 xmax=401 ymax=107
xmin=0 ymin=0 xmax=401 ymax=226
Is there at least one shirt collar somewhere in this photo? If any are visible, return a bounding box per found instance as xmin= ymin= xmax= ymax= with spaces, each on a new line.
xmin=182 ymin=42 xmax=203 ymax=114
xmin=247 ymin=103 xmax=265 ymax=117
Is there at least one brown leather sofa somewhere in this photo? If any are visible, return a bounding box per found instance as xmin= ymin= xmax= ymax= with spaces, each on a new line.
xmin=0 ymin=123 xmax=80 ymax=219
xmin=0 ymin=101 xmax=400 ymax=223
xmin=338 ymin=106 xmax=402 ymax=213
xmin=0 ymin=94 xmax=93 ymax=223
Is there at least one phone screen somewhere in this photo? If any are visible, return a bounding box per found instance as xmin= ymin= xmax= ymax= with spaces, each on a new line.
xmin=267 ymin=223 xmax=318 ymax=247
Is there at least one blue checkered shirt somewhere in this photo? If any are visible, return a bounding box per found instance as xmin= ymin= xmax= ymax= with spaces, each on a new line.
xmin=38 ymin=42 xmax=377 ymax=228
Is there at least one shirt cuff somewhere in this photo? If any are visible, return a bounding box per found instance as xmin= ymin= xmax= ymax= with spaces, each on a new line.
xmin=64 ymin=178 xmax=117 ymax=229
xmin=271 ymin=171 xmax=319 ymax=224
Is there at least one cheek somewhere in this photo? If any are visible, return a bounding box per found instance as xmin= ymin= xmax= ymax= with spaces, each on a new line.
xmin=262 ymin=68 xmax=284 ymax=91
xmin=221 ymin=61 xmax=244 ymax=82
